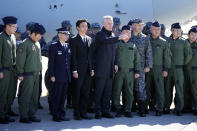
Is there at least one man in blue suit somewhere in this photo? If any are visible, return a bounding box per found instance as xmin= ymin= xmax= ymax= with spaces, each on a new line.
xmin=48 ymin=27 xmax=71 ymax=122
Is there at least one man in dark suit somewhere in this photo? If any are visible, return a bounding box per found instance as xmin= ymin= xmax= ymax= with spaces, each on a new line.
xmin=94 ymin=16 xmax=128 ymax=119
xmin=48 ymin=27 xmax=71 ymax=122
xmin=71 ymin=19 xmax=94 ymax=120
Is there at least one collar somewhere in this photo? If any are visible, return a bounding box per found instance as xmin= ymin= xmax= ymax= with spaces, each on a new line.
xmin=187 ymin=39 xmax=197 ymax=44
xmin=102 ymin=27 xmax=112 ymax=36
xmin=150 ymin=35 xmax=159 ymax=40
xmin=79 ymin=34 xmax=87 ymax=40
xmin=3 ymin=31 xmax=11 ymax=38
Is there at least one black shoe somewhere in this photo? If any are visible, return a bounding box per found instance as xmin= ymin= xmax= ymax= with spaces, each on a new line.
xmin=66 ymin=104 xmax=73 ymax=109
xmin=163 ymin=110 xmax=171 ymax=114
xmin=81 ymin=114 xmax=92 ymax=120
xmin=87 ymin=108 xmax=94 ymax=113
xmin=115 ymin=110 xmax=122 ymax=117
xmin=111 ymin=106 xmax=116 ymax=112
xmin=145 ymin=108 xmax=149 ymax=114
xmin=29 ymin=117 xmax=41 ymax=122
xmin=138 ymin=112 xmax=146 ymax=117
xmin=155 ymin=111 xmax=162 ymax=116
xmin=38 ymin=103 xmax=44 ymax=109
xmin=124 ymin=112 xmax=133 ymax=118
xmin=95 ymin=114 xmax=102 ymax=119
xmin=8 ymin=111 xmax=19 ymax=117
xmin=53 ymin=117 xmax=61 ymax=122
xmin=20 ymin=118 xmax=32 ymax=123
xmin=0 ymin=118 xmax=9 ymax=124
xmin=138 ymin=100 xmax=146 ymax=117
xmin=60 ymin=117 xmax=70 ymax=121
xmin=74 ymin=115 xmax=82 ymax=120
xmin=5 ymin=116 xmax=15 ymax=122
xmin=176 ymin=111 xmax=182 ymax=116
xmin=102 ymin=112 xmax=114 ymax=119
xmin=193 ymin=110 xmax=197 ymax=116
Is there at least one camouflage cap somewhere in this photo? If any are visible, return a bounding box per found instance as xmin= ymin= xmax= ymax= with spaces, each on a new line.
xmin=61 ymin=20 xmax=72 ymax=28
xmin=113 ymin=17 xmax=121 ymax=25
xmin=91 ymin=23 xmax=101 ymax=29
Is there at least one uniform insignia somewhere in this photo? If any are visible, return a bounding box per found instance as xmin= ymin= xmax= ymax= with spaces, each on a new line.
xmin=52 ymin=42 xmax=57 ymax=45
xmin=18 ymin=48 xmax=23 ymax=53
xmin=32 ymin=45 xmax=36 ymax=51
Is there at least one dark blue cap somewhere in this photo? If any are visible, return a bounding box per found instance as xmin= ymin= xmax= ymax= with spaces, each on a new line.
xmin=121 ymin=25 xmax=131 ymax=31
xmin=2 ymin=16 xmax=17 ymax=25
xmin=151 ymin=21 xmax=160 ymax=27
xmin=56 ymin=27 xmax=70 ymax=35
xmin=160 ymin=24 xmax=166 ymax=30
xmin=189 ymin=27 xmax=197 ymax=34
xmin=128 ymin=19 xmax=134 ymax=26
xmin=171 ymin=22 xmax=181 ymax=29
xmin=26 ymin=22 xmax=36 ymax=30
xmin=191 ymin=25 xmax=197 ymax=29
xmin=30 ymin=23 xmax=46 ymax=35
xmin=132 ymin=18 xmax=144 ymax=24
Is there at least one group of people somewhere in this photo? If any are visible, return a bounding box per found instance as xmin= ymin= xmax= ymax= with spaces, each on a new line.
xmin=0 ymin=15 xmax=197 ymax=124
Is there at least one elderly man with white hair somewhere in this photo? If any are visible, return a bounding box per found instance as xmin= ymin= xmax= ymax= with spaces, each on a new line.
xmin=94 ymin=15 xmax=128 ymax=119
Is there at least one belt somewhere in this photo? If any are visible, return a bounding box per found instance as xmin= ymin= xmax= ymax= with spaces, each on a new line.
xmin=23 ymin=72 xmax=34 ymax=76
xmin=119 ymin=67 xmax=134 ymax=72
xmin=2 ymin=67 xmax=11 ymax=70
xmin=175 ymin=65 xmax=183 ymax=69
xmin=192 ymin=66 xmax=197 ymax=70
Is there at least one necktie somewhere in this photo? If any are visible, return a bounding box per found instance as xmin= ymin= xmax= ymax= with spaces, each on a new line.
xmin=83 ymin=37 xmax=86 ymax=45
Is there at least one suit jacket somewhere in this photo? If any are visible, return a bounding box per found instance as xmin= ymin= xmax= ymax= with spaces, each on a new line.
xmin=70 ymin=34 xmax=93 ymax=76
xmin=48 ymin=40 xmax=71 ymax=83
xmin=94 ymin=27 xmax=119 ymax=78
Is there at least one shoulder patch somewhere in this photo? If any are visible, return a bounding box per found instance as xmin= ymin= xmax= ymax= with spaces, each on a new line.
xmin=51 ymin=42 xmax=57 ymax=45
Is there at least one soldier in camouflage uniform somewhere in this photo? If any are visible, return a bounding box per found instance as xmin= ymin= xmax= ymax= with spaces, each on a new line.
xmin=130 ymin=18 xmax=153 ymax=117
xmin=113 ymin=17 xmax=121 ymax=37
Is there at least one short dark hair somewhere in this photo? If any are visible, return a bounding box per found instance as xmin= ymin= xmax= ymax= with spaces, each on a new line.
xmin=76 ymin=19 xmax=87 ymax=28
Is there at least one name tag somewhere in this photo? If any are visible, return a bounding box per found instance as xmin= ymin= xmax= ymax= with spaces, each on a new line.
xmin=57 ymin=51 xmax=62 ymax=55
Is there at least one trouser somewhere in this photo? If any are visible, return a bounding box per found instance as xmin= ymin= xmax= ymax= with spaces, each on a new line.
xmin=94 ymin=77 xmax=112 ymax=114
xmin=113 ymin=70 xmax=134 ymax=112
xmin=188 ymin=67 xmax=197 ymax=110
xmin=18 ymin=72 xmax=39 ymax=119
xmin=0 ymin=69 xmax=17 ymax=119
xmin=38 ymin=72 xmax=42 ymax=104
xmin=135 ymin=71 xmax=147 ymax=102
xmin=183 ymin=67 xmax=192 ymax=111
xmin=164 ymin=67 xmax=184 ymax=112
xmin=146 ymin=66 xmax=164 ymax=111
xmin=72 ymin=72 xmax=91 ymax=116
xmin=51 ymin=82 xmax=68 ymax=119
